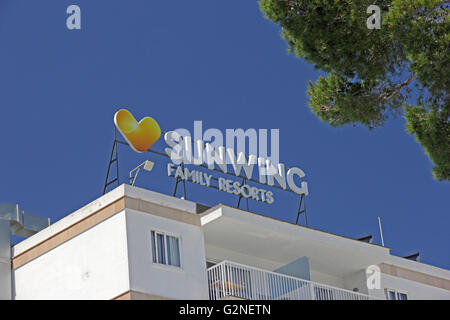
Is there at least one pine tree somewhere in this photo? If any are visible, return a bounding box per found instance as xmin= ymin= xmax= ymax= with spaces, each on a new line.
xmin=260 ymin=0 xmax=449 ymax=180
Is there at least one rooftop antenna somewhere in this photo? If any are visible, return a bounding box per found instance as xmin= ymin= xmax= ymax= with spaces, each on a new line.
xmin=378 ymin=216 xmax=385 ymax=247
xmin=0 ymin=203 xmax=50 ymax=300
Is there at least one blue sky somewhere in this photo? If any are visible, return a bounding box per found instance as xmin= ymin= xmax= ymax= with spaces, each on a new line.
xmin=0 ymin=1 xmax=449 ymax=269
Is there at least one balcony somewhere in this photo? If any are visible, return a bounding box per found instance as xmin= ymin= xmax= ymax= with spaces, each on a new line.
xmin=207 ymin=260 xmax=379 ymax=300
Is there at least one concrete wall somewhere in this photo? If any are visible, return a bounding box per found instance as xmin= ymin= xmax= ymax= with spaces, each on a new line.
xmin=309 ymin=270 xmax=345 ymax=288
xmin=206 ymin=244 xmax=350 ymax=290
xmin=371 ymin=256 xmax=450 ymax=300
xmin=273 ymin=257 xmax=311 ymax=281
xmin=125 ymin=209 xmax=209 ymax=300
xmin=0 ymin=221 xmax=11 ymax=300
xmin=343 ymin=270 xmax=368 ymax=294
xmin=13 ymin=212 xmax=130 ymax=299
xmin=205 ymin=244 xmax=287 ymax=272
xmin=369 ymin=273 xmax=450 ymax=300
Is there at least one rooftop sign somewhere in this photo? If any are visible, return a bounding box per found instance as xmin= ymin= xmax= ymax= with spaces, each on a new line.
xmin=110 ymin=109 xmax=309 ymax=207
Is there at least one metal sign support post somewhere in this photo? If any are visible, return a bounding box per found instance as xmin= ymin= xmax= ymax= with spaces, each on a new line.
xmin=295 ymin=194 xmax=308 ymax=226
xmin=173 ymin=162 xmax=187 ymax=199
xmin=236 ymin=177 xmax=249 ymax=211
xmin=103 ymin=127 xmax=120 ymax=195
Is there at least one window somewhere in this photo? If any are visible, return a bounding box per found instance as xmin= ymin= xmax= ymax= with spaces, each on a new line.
xmin=397 ymin=292 xmax=408 ymax=300
xmin=151 ymin=231 xmax=181 ymax=267
xmin=385 ymin=289 xmax=396 ymax=300
xmin=384 ymin=288 xmax=407 ymax=300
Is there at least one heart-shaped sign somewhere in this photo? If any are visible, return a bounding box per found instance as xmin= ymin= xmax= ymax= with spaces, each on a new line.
xmin=114 ymin=109 xmax=161 ymax=153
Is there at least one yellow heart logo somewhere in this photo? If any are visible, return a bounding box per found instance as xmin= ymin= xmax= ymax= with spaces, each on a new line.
xmin=114 ymin=109 xmax=161 ymax=153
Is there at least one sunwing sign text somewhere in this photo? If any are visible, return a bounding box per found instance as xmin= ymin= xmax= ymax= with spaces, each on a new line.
xmin=114 ymin=109 xmax=309 ymax=205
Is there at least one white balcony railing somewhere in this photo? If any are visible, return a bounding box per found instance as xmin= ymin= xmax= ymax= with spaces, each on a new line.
xmin=207 ymin=260 xmax=378 ymax=300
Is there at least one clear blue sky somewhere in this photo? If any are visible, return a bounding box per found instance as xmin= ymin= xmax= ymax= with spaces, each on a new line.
xmin=0 ymin=1 xmax=449 ymax=269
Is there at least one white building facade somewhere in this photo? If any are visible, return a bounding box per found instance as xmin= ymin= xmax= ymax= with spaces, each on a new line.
xmin=7 ymin=185 xmax=450 ymax=300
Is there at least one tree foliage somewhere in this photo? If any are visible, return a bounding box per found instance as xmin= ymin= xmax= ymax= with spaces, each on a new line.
xmin=259 ymin=0 xmax=449 ymax=180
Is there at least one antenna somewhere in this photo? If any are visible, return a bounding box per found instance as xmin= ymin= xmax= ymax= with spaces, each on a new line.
xmin=0 ymin=203 xmax=50 ymax=300
xmin=378 ymin=216 xmax=385 ymax=247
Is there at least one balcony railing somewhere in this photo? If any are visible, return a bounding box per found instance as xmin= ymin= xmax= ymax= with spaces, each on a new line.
xmin=207 ymin=260 xmax=378 ymax=300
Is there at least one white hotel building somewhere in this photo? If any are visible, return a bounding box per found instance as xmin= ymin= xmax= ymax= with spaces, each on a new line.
xmin=1 ymin=184 xmax=449 ymax=300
